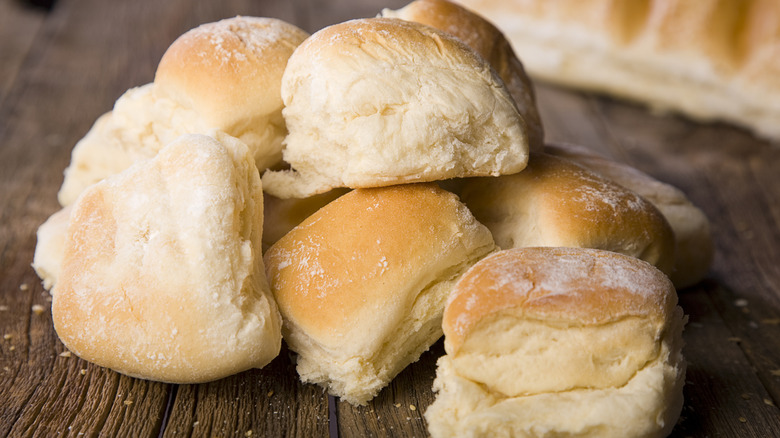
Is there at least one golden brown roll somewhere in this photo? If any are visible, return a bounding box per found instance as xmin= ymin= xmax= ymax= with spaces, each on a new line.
xmin=264 ymin=183 xmax=496 ymax=405
xmin=547 ymin=142 xmax=713 ymax=288
xmin=457 ymin=152 xmax=676 ymax=275
xmin=425 ymin=247 xmax=687 ymax=438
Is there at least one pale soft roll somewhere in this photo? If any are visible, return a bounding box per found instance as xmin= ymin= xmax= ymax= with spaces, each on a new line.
xmin=58 ymin=16 xmax=309 ymax=205
xmin=32 ymin=205 xmax=72 ymax=292
xmin=264 ymin=184 xmax=496 ymax=405
xmin=262 ymin=18 xmax=529 ymax=199
xmin=381 ymin=0 xmax=544 ymax=150
xmin=425 ymin=247 xmax=686 ymax=438
xmin=456 ymin=0 xmax=780 ymax=141
xmin=547 ymin=142 xmax=713 ymax=288
xmin=53 ymin=133 xmax=281 ymax=384
xmin=457 ymin=151 xmax=676 ymax=275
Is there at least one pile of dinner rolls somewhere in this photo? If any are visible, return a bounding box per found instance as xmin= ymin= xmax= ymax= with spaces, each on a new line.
xmin=34 ymin=1 xmax=715 ymax=436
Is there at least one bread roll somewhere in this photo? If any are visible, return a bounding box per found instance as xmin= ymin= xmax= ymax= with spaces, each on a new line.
xmin=457 ymin=152 xmax=676 ymax=275
xmin=261 ymin=18 xmax=530 ymax=199
xmin=32 ymin=205 xmax=72 ymax=292
xmin=456 ymin=0 xmax=780 ymax=141
xmin=53 ymin=133 xmax=281 ymax=384
xmin=547 ymin=142 xmax=713 ymax=288
xmin=425 ymin=247 xmax=686 ymax=438
xmin=58 ymin=16 xmax=309 ymax=206
xmin=381 ymin=0 xmax=544 ymax=151
xmin=264 ymin=183 xmax=496 ymax=405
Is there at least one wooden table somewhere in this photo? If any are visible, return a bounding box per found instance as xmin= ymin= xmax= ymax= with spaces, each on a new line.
xmin=2 ymin=0 xmax=779 ymax=436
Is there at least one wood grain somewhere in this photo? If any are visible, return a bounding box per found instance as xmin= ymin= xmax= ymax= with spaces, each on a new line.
xmin=2 ymin=0 xmax=780 ymax=436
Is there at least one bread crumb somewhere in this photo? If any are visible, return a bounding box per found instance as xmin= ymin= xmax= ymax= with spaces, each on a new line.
xmin=245 ymin=431 xmax=253 ymax=437
xmin=739 ymin=417 xmax=747 ymax=423
xmin=0 ymin=305 xmax=8 ymax=311
xmin=734 ymin=299 xmax=748 ymax=307
xmin=80 ymin=369 xmax=87 ymax=375
xmin=31 ymin=304 xmax=45 ymax=315
xmin=19 ymin=283 xmax=29 ymax=291
xmin=764 ymin=399 xmax=775 ymax=406
xmin=394 ymin=403 xmax=401 ymax=408
xmin=267 ymin=390 xmax=274 ymax=397
xmin=59 ymin=351 xmax=72 ymax=358
xmin=124 ymin=400 xmax=133 ymax=406
xmin=3 ymin=334 xmax=11 ymax=340
xmin=741 ymin=393 xmax=751 ymax=400
xmin=409 ymin=404 xmax=416 ymax=411
xmin=9 ymin=346 xmax=15 ymax=351
xmin=193 ymin=421 xmax=200 ymax=427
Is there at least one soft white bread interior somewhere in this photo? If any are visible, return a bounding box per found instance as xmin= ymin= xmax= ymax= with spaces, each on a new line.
xmin=455 ymin=0 xmax=780 ymax=141
xmin=261 ymin=17 xmax=529 ymax=199
xmin=32 ymin=205 xmax=72 ymax=292
xmin=425 ymin=247 xmax=687 ymax=438
xmin=263 ymin=183 xmax=496 ymax=405
xmin=381 ymin=0 xmax=544 ymax=151
xmin=58 ymin=16 xmax=309 ymax=206
xmin=52 ymin=133 xmax=281 ymax=384
xmin=547 ymin=142 xmax=713 ymax=288
xmin=457 ymin=151 xmax=676 ymax=275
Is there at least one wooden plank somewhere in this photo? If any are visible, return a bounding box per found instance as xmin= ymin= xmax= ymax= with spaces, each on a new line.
xmin=0 ymin=0 xmax=47 ymax=105
xmin=162 ymin=346 xmax=329 ymax=438
xmin=336 ymin=341 xmax=443 ymax=438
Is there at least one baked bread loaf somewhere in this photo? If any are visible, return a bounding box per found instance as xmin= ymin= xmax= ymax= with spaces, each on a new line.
xmin=425 ymin=247 xmax=687 ymax=438
xmin=32 ymin=205 xmax=72 ymax=292
xmin=52 ymin=133 xmax=281 ymax=383
xmin=263 ymin=183 xmax=496 ymax=405
xmin=547 ymin=142 xmax=713 ymax=288
xmin=381 ymin=0 xmax=544 ymax=151
xmin=457 ymin=151 xmax=676 ymax=275
xmin=58 ymin=16 xmax=309 ymax=205
xmin=456 ymin=0 xmax=780 ymax=141
xmin=261 ymin=17 xmax=530 ymax=199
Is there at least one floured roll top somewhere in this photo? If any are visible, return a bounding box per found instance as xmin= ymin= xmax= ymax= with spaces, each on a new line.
xmin=262 ymin=17 xmax=529 ymax=199
xmin=58 ymin=17 xmax=308 ymax=206
xmin=53 ymin=133 xmax=281 ymax=384
xmin=457 ymin=151 xmax=676 ymax=275
xmin=425 ymin=247 xmax=686 ymax=438
xmin=381 ymin=0 xmax=544 ymax=151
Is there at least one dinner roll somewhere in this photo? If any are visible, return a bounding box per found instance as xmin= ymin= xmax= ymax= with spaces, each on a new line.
xmin=264 ymin=183 xmax=496 ymax=405
xmin=425 ymin=247 xmax=687 ymax=438
xmin=381 ymin=0 xmax=544 ymax=151
xmin=53 ymin=133 xmax=281 ymax=383
xmin=457 ymin=152 xmax=676 ymax=275
xmin=261 ymin=18 xmax=530 ymax=199
xmin=547 ymin=142 xmax=713 ymax=288
xmin=32 ymin=205 xmax=72 ymax=292
xmin=58 ymin=16 xmax=308 ymax=206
